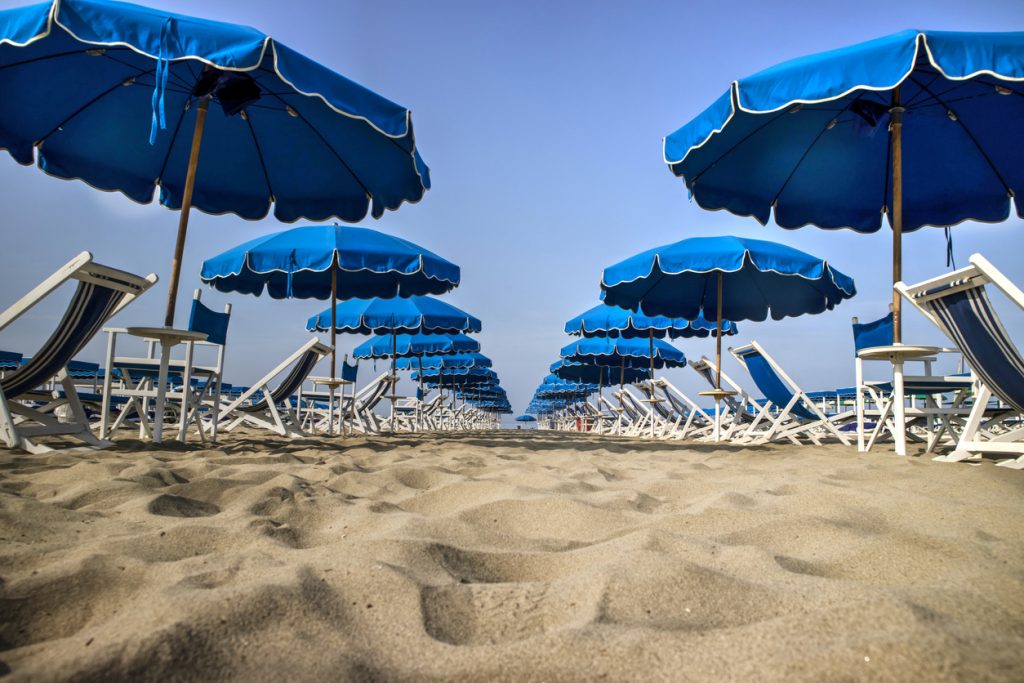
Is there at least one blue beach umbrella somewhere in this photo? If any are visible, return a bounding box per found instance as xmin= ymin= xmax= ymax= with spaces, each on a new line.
xmin=515 ymin=415 xmax=536 ymax=422
xmin=307 ymin=296 xmax=480 ymax=335
xmin=601 ymin=235 xmax=855 ymax=439
xmin=413 ymin=366 xmax=496 ymax=383
xmin=353 ymin=333 xmax=480 ymax=359
xmin=663 ymin=30 xmax=1024 ymax=340
xmin=394 ymin=353 xmax=491 ymax=371
xmin=549 ymin=359 xmax=648 ymax=386
xmin=559 ymin=337 xmax=687 ymax=369
xmin=565 ymin=303 xmax=736 ymax=339
xmin=0 ymin=0 xmax=431 ymax=326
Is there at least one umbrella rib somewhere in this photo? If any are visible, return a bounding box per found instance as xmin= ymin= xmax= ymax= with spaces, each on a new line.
xmin=243 ymin=111 xmax=276 ymax=202
xmin=689 ymin=109 xmax=790 ymax=184
xmin=769 ymin=98 xmax=859 ymax=206
xmin=256 ymin=86 xmax=373 ymax=200
xmin=36 ymin=66 xmax=157 ymax=144
xmin=155 ymin=99 xmax=192 ymax=183
xmin=910 ymin=76 xmax=1012 ymax=194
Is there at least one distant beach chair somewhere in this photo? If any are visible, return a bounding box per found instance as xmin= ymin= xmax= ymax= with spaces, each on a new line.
xmin=343 ymin=371 xmax=396 ymax=434
xmin=897 ymin=254 xmax=1024 ymax=468
xmin=0 ymin=252 xmax=156 ymax=453
xmin=729 ymin=341 xmax=853 ymax=445
xmin=218 ymin=338 xmax=332 ymax=437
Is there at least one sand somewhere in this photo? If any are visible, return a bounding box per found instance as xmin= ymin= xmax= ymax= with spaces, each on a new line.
xmin=1 ymin=430 xmax=1023 ymax=682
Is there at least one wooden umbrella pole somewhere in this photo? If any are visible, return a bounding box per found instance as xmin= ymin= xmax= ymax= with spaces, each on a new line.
xmin=891 ymin=86 xmax=904 ymax=344
xmin=390 ymin=329 xmax=397 ymax=431
xmin=164 ymin=96 xmax=210 ymax=328
xmin=648 ymin=328 xmax=656 ymax=439
xmin=715 ymin=271 xmax=723 ymax=390
xmin=418 ymin=353 xmax=424 ymax=432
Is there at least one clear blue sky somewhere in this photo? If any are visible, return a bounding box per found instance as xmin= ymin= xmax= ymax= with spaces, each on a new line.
xmin=1 ymin=0 xmax=1022 ymax=420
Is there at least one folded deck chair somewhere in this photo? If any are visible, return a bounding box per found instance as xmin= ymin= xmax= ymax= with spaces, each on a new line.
xmin=343 ymin=371 xmax=395 ymax=435
xmin=615 ymin=386 xmax=655 ymax=437
xmin=897 ymin=254 xmax=1024 ymax=468
xmin=0 ymin=252 xmax=156 ymax=453
xmin=730 ymin=342 xmax=853 ymax=446
xmin=218 ymin=338 xmax=332 ymax=437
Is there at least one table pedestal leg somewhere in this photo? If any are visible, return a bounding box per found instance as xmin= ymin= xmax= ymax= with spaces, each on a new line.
xmin=714 ymin=400 xmax=721 ymax=443
xmin=893 ymin=360 xmax=907 ymax=456
xmin=153 ymin=343 xmax=172 ymax=445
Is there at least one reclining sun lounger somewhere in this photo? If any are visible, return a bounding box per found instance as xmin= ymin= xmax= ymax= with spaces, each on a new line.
xmin=730 ymin=341 xmax=853 ymax=446
xmin=218 ymin=338 xmax=332 ymax=437
xmin=897 ymin=254 xmax=1024 ymax=468
xmin=688 ymin=356 xmax=759 ymax=441
xmin=0 ymin=252 xmax=156 ymax=453
xmin=650 ymin=378 xmax=715 ymax=440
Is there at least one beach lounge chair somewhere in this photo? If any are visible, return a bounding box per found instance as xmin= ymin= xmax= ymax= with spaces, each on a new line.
xmin=687 ymin=357 xmax=759 ymax=441
xmin=0 ymin=252 xmax=156 ymax=453
xmin=650 ymin=377 xmax=715 ymax=440
xmin=897 ymin=254 xmax=1024 ymax=468
xmin=218 ymin=338 xmax=332 ymax=437
xmin=342 ymin=371 xmax=396 ymax=435
xmin=101 ymin=289 xmax=231 ymax=443
xmin=729 ymin=342 xmax=853 ymax=446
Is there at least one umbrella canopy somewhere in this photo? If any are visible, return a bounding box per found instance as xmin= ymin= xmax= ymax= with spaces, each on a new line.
xmin=600 ymin=236 xmax=855 ymax=321
xmin=565 ymin=303 xmax=736 ymax=339
xmin=308 ymin=296 xmax=481 ymax=335
xmin=395 ymin=353 xmax=491 ymax=370
xmin=353 ymin=333 xmax=480 ymax=359
xmin=559 ymin=337 xmax=687 ymax=369
xmin=201 ymin=226 xmax=458 ymax=299
xmin=0 ymin=0 xmax=431 ymax=325
xmin=664 ymin=30 xmax=1023 ymax=339
xmin=515 ymin=415 xmax=537 ymax=422
xmin=413 ymin=367 xmax=496 ymax=383
xmin=550 ymin=359 xmax=648 ymax=385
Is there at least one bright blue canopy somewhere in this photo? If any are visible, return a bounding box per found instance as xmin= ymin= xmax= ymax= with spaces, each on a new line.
xmin=412 ymin=366 xmax=496 ymax=382
xmin=601 ymin=236 xmax=855 ymax=320
xmin=515 ymin=415 xmax=537 ymax=422
xmin=559 ymin=336 xmax=687 ymax=368
xmin=308 ymin=296 xmax=481 ymax=334
xmin=395 ymin=352 xmax=491 ymax=370
xmin=353 ymin=333 xmax=479 ymax=359
xmin=550 ymin=359 xmax=648 ymax=385
xmin=201 ymin=226 xmax=459 ymax=300
xmin=0 ymin=0 xmax=429 ymax=222
xmin=565 ymin=303 xmax=736 ymax=339
xmin=664 ymin=30 xmax=1024 ymax=232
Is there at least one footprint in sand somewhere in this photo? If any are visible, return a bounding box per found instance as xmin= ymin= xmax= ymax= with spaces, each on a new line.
xmin=148 ymin=494 xmax=220 ymax=518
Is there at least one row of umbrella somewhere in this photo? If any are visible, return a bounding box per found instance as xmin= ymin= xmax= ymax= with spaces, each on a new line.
xmin=526 ymin=236 xmax=857 ymax=440
xmin=0 ymin=0 xmax=512 ymax=427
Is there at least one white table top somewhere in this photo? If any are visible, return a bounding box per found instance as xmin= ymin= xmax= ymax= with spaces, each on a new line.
xmin=125 ymin=326 xmax=208 ymax=343
xmin=857 ymin=344 xmax=941 ymax=361
xmin=699 ymin=389 xmax=738 ymax=398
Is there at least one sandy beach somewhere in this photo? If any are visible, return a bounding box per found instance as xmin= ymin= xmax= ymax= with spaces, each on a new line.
xmin=0 ymin=432 xmax=1021 ymax=681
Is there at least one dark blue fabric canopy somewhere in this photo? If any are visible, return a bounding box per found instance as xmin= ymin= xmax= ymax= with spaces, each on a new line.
xmin=550 ymin=359 xmax=648 ymax=385
xmin=664 ymin=30 xmax=1024 ymax=233
xmin=395 ymin=352 xmax=490 ymax=370
xmin=601 ymin=235 xmax=855 ymax=321
xmin=352 ymin=333 xmax=479 ymax=359
xmin=0 ymin=0 xmax=429 ymax=222
xmin=515 ymin=415 xmax=537 ymax=422
xmin=308 ymin=296 xmax=481 ymax=334
xmin=565 ymin=303 xmax=736 ymax=339
xmin=412 ymin=366 xmax=496 ymax=382
xmin=201 ymin=226 xmax=459 ymax=300
xmin=559 ymin=336 xmax=687 ymax=368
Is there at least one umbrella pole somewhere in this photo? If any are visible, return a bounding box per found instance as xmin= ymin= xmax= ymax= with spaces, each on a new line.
xmin=164 ymin=97 xmax=210 ymax=328
xmin=714 ymin=271 xmax=723 ymax=442
xmin=618 ymin=357 xmax=625 ymax=435
xmin=418 ymin=353 xmax=424 ymax=433
xmin=390 ymin=329 xmax=397 ymax=432
xmin=891 ymin=87 xmax=904 ymax=344
xmin=329 ymin=267 xmax=337 ymax=436
xmin=649 ymin=329 xmax=655 ymax=439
